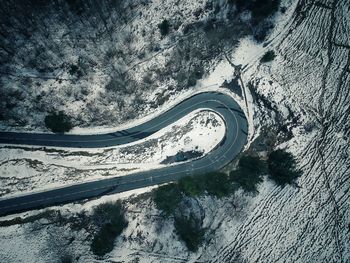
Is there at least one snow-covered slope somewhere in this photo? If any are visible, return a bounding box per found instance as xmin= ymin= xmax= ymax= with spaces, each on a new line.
xmin=0 ymin=0 xmax=349 ymax=262
xmin=211 ymin=0 xmax=350 ymax=262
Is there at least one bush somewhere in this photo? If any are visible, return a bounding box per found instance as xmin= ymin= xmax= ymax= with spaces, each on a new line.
xmin=0 ymin=210 xmax=58 ymax=227
xmin=105 ymin=73 xmax=127 ymax=93
xmin=230 ymin=156 xmax=266 ymax=192
xmin=68 ymin=64 xmax=83 ymax=77
xmin=90 ymin=202 xmax=128 ymax=256
xmin=229 ymin=0 xmax=280 ymax=21
xmin=179 ymin=172 xmax=233 ymax=198
xmin=251 ymin=0 xmax=280 ymax=21
xmin=268 ymin=149 xmax=301 ymax=186
xmin=158 ymin=19 xmax=170 ymax=36
xmin=239 ymin=156 xmax=267 ymax=174
xmin=187 ymin=75 xmax=197 ymax=87
xmin=66 ymin=0 xmax=85 ymax=15
xmin=260 ymin=50 xmax=276 ymax=63
xmin=44 ymin=111 xmax=73 ymax=133
xmin=60 ymin=254 xmax=73 ymax=263
xmin=202 ymin=172 xmax=232 ymax=197
xmin=174 ymin=214 xmax=205 ymax=252
xmin=91 ymin=224 xmax=119 ymax=256
xmin=178 ymin=176 xmax=204 ymax=197
xmin=153 ymin=183 xmax=182 ymax=215
xmin=187 ymin=64 xmax=204 ymax=87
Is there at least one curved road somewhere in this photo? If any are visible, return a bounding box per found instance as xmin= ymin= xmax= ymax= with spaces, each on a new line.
xmin=0 ymin=92 xmax=248 ymax=216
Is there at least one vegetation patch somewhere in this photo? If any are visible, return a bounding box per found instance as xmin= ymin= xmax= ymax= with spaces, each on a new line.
xmin=0 ymin=202 xmax=128 ymax=258
xmin=250 ymin=0 xmax=280 ymax=22
xmin=174 ymin=213 xmax=205 ymax=252
xmin=153 ymin=150 xmax=299 ymax=213
xmin=178 ymin=172 xmax=233 ymax=198
xmin=68 ymin=64 xmax=83 ymax=77
xmin=201 ymin=172 xmax=232 ymax=197
xmin=0 ymin=210 xmax=58 ymax=227
xmin=154 ymin=156 xmax=268 ymax=215
xmin=45 ymin=111 xmax=73 ymax=133
xmin=230 ymin=156 xmax=266 ymax=192
xmin=153 ymin=183 xmax=182 ymax=216
xmin=228 ymin=0 xmax=281 ymax=40
xmin=268 ymin=149 xmax=301 ymax=186
xmin=60 ymin=254 xmax=74 ymax=263
xmin=231 ymin=0 xmax=280 ymax=22
xmin=105 ymin=73 xmax=127 ymax=93
xmin=260 ymin=50 xmax=276 ymax=63
xmin=90 ymin=201 xmax=128 ymax=256
xmin=65 ymin=0 xmax=85 ymax=15
xmin=153 ymin=172 xmax=235 ymax=216
xmin=178 ymin=176 xmax=204 ymax=197
xmin=151 ymin=151 xmax=301 ymax=252
xmin=187 ymin=64 xmax=204 ymax=87
xmin=158 ymin=19 xmax=170 ymax=36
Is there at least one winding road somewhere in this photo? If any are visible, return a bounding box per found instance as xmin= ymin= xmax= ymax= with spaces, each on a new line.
xmin=0 ymin=92 xmax=248 ymax=216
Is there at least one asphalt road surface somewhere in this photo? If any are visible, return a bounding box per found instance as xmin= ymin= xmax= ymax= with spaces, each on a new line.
xmin=0 ymin=92 xmax=248 ymax=216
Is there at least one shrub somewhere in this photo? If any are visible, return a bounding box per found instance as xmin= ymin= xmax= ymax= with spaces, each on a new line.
xmin=105 ymin=74 xmax=127 ymax=93
xmin=91 ymin=202 xmax=125 ymax=227
xmin=260 ymin=50 xmax=276 ymax=63
xmin=91 ymin=224 xmax=118 ymax=256
xmin=90 ymin=202 xmax=128 ymax=256
xmin=204 ymin=19 xmax=215 ymax=32
xmin=230 ymin=156 xmax=266 ymax=192
xmin=60 ymin=254 xmax=73 ymax=263
xmin=232 ymin=0 xmax=248 ymax=11
xmin=158 ymin=19 xmax=170 ymax=36
xmin=174 ymin=214 xmax=205 ymax=252
xmin=179 ymin=172 xmax=234 ymax=198
xmin=44 ymin=111 xmax=73 ymax=133
xmin=68 ymin=64 xmax=83 ymax=77
xmin=65 ymin=0 xmax=85 ymax=15
xmin=69 ymin=64 xmax=78 ymax=75
xmin=202 ymin=172 xmax=232 ymax=197
xmin=267 ymin=149 xmax=301 ymax=186
xmin=214 ymin=3 xmax=220 ymax=14
xmin=0 ymin=210 xmax=58 ymax=227
xmin=153 ymin=183 xmax=182 ymax=215
xmin=229 ymin=0 xmax=280 ymax=21
xmin=239 ymin=156 xmax=267 ymax=174
xmin=187 ymin=65 xmax=204 ymax=87
xmin=253 ymin=21 xmax=274 ymax=42
xmin=187 ymin=75 xmax=197 ymax=87
xmin=251 ymin=0 xmax=280 ymax=21
xmin=178 ymin=176 xmax=204 ymax=197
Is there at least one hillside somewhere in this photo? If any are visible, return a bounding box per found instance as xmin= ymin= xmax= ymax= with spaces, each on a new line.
xmin=0 ymin=0 xmax=349 ymax=262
